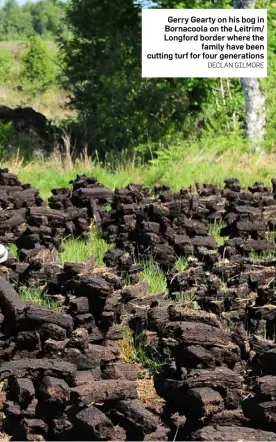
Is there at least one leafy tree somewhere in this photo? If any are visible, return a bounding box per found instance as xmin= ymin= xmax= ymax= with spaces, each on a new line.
xmin=0 ymin=0 xmax=68 ymax=40
xmin=156 ymin=0 xmax=276 ymax=146
xmin=23 ymin=0 xmax=68 ymax=39
xmin=21 ymin=36 xmax=57 ymax=94
xmin=60 ymin=0 xmax=198 ymax=157
xmin=0 ymin=0 xmax=33 ymax=40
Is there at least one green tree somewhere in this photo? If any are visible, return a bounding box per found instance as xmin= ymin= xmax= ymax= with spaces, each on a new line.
xmin=0 ymin=0 xmax=68 ymax=41
xmin=60 ymin=0 xmax=195 ymax=158
xmin=23 ymin=0 xmax=67 ymax=39
xmin=0 ymin=0 xmax=33 ymax=40
xmin=158 ymin=0 xmax=275 ymax=148
xmin=61 ymin=0 xmax=275 ymax=157
xmin=21 ymin=36 xmax=56 ymax=94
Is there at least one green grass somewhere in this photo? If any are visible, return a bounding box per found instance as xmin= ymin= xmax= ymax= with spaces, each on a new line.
xmin=174 ymin=289 xmax=201 ymax=310
xmin=59 ymin=228 xmax=112 ymax=265
xmin=174 ymin=256 xmax=188 ymax=272
xmin=249 ymin=250 xmax=276 ymax=259
xmin=18 ymin=282 xmax=61 ymax=310
xmin=208 ymin=220 xmax=228 ymax=247
xmin=3 ymin=132 xmax=276 ymax=202
xmin=118 ymin=326 xmax=165 ymax=376
xmin=8 ymin=243 xmax=17 ymax=258
xmin=139 ymin=259 xmax=168 ymax=295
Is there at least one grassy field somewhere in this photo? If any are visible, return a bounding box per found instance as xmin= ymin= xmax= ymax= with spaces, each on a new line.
xmin=5 ymin=141 xmax=276 ymax=201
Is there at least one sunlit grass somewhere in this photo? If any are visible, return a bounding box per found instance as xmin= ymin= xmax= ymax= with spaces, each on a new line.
xmin=18 ymin=282 xmax=61 ymax=310
xmin=118 ymin=326 xmax=165 ymax=376
xmin=8 ymin=243 xmax=17 ymax=258
xmin=59 ymin=228 xmax=112 ymax=265
xmin=139 ymin=259 xmax=168 ymax=295
xmin=208 ymin=220 xmax=228 ymax=246
xmin=174 ymin=256 xmax=188 ymax=272
xmin=3 ymin=134 xmax=276 ymax=201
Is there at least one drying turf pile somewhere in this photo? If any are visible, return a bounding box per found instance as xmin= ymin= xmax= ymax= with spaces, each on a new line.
xmin=0 ymin=264 xmax=170 ymax=441
xmin=0 ymin=170 xmax=275 ymax=440
xmin=0 ymin=169 xmax=91 ymax=263
xmin=101 ymin=177 xmax=276 ymax=269
xmin=128 ymin=300 xmax=276 ymax=440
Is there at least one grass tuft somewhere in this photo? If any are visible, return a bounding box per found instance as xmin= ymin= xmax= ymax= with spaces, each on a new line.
xmin=117 ymin=326 xmax=137 ymax=364
xmin=208 ymin=220 xmax=228 ymax=247
xmin=174 ymin=256 xmax=188 ymax=272
xmin=139 ymin=259 xmax=168 ymax=295
xmin=118 ymin=326 xmax=165 ymax=376
xmin=118 ymin=329 xmax=164 ymax=404
xmin=18 ymin=282 xmax=61 ymax=310
xmin=8 ymin=243 xmax=17 ymax=258
xmin=250 ymin=250 xmax=276 ymax=259
xmin=59 ymin=228 xmax=112 ymax=265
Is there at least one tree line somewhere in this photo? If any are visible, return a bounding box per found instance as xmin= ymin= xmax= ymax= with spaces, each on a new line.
xmin=0 ymin=0 xmax=275 ymax=160
xmin=0 ymin=0 xmax=67 ymax=40
xmin=59 ymin=0 xmax=275 ymax=158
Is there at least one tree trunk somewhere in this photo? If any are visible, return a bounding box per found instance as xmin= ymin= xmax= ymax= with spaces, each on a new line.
xmin=234 ymin=0 xmax=266 ymax=151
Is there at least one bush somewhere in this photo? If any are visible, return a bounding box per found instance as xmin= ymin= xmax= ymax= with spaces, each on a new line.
xmin=21 ymin=37 xmax=57 ymax=95
xmin=0 ymin=47 xmax=14 ymax=84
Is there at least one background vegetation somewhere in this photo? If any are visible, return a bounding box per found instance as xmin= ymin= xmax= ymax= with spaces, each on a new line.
xmin=0 ymin=0 xmax=275 ymax=176
xmin=0 ymin=0 xmax=67 ymax=40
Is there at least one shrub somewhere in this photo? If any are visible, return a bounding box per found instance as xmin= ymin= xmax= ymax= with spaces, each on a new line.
xmin=21 ymin=37 xmax=56 ymax=95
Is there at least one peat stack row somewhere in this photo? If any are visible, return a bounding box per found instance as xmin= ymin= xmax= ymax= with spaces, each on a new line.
xmin=0 ymin=266 xmax=170 ymax=441
xmin=101 ymin=177 xmax=276 ymax=271
xmin=14 ymin=205 xmax=91 ymax=263
xmin=220 ymin=180 xmax=276 ymax=257
xmin=166 ymin=248 xmax=276 ymax=337
xmin=242 ymin=335 xmax=276 ymax=432
xmin=49 ymin=175 xmax=114 ymax=227
xmin=102 ymin=191 xmax=219 ymax=272
xmin=0 ymin=168 xmax=44 ymax=244
xmin=0 ymin=169 xmax=91 ymax=260
xmin=128 ymin=301 xmax=276 ymax=440
xmin=0 ymin=255 xmax=59 ymax=286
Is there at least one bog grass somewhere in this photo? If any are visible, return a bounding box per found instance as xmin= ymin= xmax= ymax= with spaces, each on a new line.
xmin=174 ymin=256 xmax=188 ymax=272
xmin=18 ymin=283 xmax=61 ymax=310
xmin=118 ymin=326 xmax=165 ymax=376
xmin=59 ymin=228 xmax=111 ymax=265
xmin=4 ymin=139 xmax=276 ymax=202
xmin=139 ymin=259 xmax=168 ymax=295
xmin=208 ymin=220 xmax=228 ymax=247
